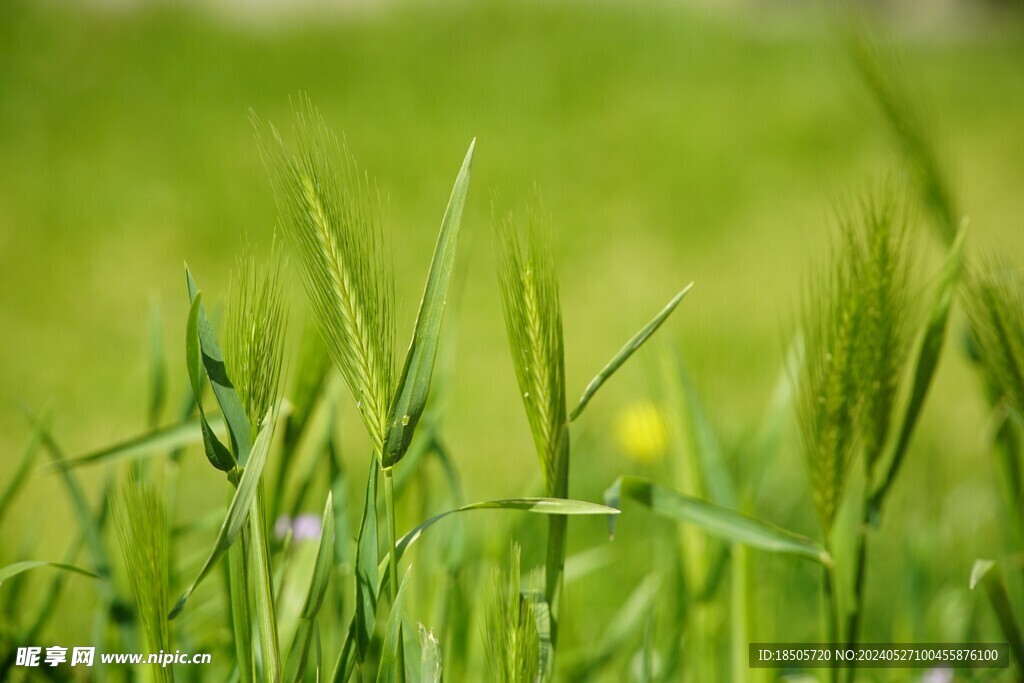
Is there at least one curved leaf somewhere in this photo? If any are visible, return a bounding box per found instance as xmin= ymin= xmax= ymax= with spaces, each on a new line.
xmin=869 ymin=224 xmax=966 ymax=523
xmin=605 ymin=477 xmax=830 ymax=566
xmin=49 ymin=416 xmax=221 ymax=471
xmin=571 ymin=283 xmax=693 ymax=421
xmin=186 ymin=266 xmax=253 ymax=463
xmin=285 ymin=493 xmax=336 ymax=683
xmin=0 ymin=561 xmax=98 ymax=587
xmin=377 ymin=567 xmax=412 ymax=683
xmin=169 ymin=417 xmax=275 ymax=619
xmin=970 ymin=559 xmax=1024 ymax=670
xmin=187 ymin=292 xmax=235 ymax=472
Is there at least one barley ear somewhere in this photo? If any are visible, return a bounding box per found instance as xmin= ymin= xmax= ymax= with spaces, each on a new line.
xmin=495 ymin=208 xmax=567 ymax=495
xmin=255 ymin=101 xmax=396 ymax=457
xmin=226 ymin=240 xmax=289 ymax=438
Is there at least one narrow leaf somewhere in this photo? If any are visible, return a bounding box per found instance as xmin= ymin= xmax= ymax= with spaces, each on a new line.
xmin=0 ymin=561 xmax=98 ymax=587
xmin=605 ymin=477 xmax=830 ymax=566
xmin=334 ymin=495 xmax=617 ymax=682
xmin=571 ymin=283 xmax=693 ymax=421
xmin=285 ymin=493 xmax=337 ymax=683
xmin=0 ymin=417 xmax=46 ymax=526
xmin=354 ymin=460 xmax=380 ymax=662
xmin=186 ymin=265 xmax=254 ymax=462
xmin=970 ymin=559 xmax=1024 ymax=670
xmin=148 ymin=298 xmax=167 ymax=428
xmin=48 ymin=416 xmax=221 ymax=471
xmin=170 ymin=417 xmax=275 ymax=619
xmin=187 ymin=292 xmax=235 ymax=472
xmin=383 ymin=140 xmax=475 ymax=468
xmin=377 ymin=567 xmax=412 ymax=683
xmin=869 ymin=224 xmax=966 ymax=523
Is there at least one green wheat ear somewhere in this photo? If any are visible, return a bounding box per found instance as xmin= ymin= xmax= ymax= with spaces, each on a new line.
xmin=843 ymin=191 xmax=914 ymax=468
xmin=797 ymin=188 xmax=914 ymax=532
xmin=113 ymin=479 xmax=172 ymax=683
xmin=225 ymin=240 xmax=289 ymax=437
xmin=495 ymin=207 xmax=567 ymax=495
xmin=255 ymin=102 xmax=396 ymax=456
xmin=966 ymin=256 xmax=1024 ymax=420
xmin=483 ymin=544 xmax=541 ymax=683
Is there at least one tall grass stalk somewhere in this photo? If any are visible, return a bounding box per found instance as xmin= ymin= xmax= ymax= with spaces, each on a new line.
xmin=113 ymin=479 xmax=172 ymax=683
xmin=796 ymin=188 xmax=915 ymax=679
xmin=226 ymin=248 xmax=289 ymax=681
xmin=495 ymin=208 xmax=569 ymax=661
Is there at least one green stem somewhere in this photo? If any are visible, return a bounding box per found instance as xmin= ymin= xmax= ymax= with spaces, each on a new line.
xmin=249 ymin=486 xmax=281 ymax=681
xmin=383 ymin=467 xmax=405 ymax=682
xmin=227 ymin=535 xmax=254 ymax=683
xmin=730 ymin=544 xmax=749 ymax=683
xmin=544 ymin=427 xmax=571 ymax=675
xmin=822 ymin=545 xmax=841 ymax=683
xmin=844 ymin=506 xmax=872 ymax=683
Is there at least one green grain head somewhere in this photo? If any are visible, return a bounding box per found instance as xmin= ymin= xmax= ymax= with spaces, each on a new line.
xmin=797 ymin=188 xmax=914 ymax=532
xmin=966 ymin=257 xmax=1024 ymax=421
xmin=483 ymin=544 xmax=541 ymax=683
xmin=256 ymin=103 xmax=396 ymax=456
xmin=225 ymin=242 xmax=289 ymax=436
xmin=113 ymin=479 xmax=172 ymax=683
xmin=495 ymin=207 xmax=567 ymax=496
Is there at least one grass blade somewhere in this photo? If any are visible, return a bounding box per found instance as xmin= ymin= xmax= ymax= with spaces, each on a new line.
xmin=570 ymin=283 xmax=693 ymax=421
xmin=356 ymin=458 xmax=380 ymax=663
xmin=169 ymin=416 xmax=275 ymax=619
xmin=970 ymin=559 xmax=1024 ymax=670
xmin=0 ymin=416 xmax=46 ymax=526
xmin=869 ymin=224 xmax=965 ymax=522
xmin=285 ymin=493 xmax=337 ymax=683
xmin=249 ymin=488 xmax=282 ymax=681
xmin=186 ymin=265 xmax=254 ymax=462
xmin=605 ymin=476 xmax=830 ymax=566
xmin=848 ymin=32 xmax=958 ymax=242
xmin=377 ymin=567 xmax=412 ymax=683
xmin=0 ymin=561 xmax=98 ymax=587
xmin=148 ymin=298 xmax=167 ymax=429
xmin=187 ymin=291 xmax=236 ymax=472
xmin=48 ymin=416 xmax=220 ymax=472
xmin=382 ymin=139 xmax=475 ymax=468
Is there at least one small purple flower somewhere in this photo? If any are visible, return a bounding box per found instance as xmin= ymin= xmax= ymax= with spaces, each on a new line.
xmin=921 ymin=667 xmax=953 ymax=683
xmin=293 ymin=514 xmax=323 ymax=541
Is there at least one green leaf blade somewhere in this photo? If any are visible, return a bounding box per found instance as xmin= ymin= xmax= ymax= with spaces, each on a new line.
xmin=186 ymin=266 xmax=253 ymax=463
xmin=169 ymin=416 xmax=275 ymax=619
xmin=571 ymin=283 xmax=693 ymax=421
xmin=0 ymin=561 xmax=99 ymax=587
xmin=187 ymin=291 xmax=236 ymax=472
xmin=383 ymin=139 xmax=475 ymax=468
xmin=605 ymin=476 xmax=830 ymax=566
xmin=285 ymin=493 xmax=337 ymax=683
xmin=377 ymin=567 xmax=412 ymax=683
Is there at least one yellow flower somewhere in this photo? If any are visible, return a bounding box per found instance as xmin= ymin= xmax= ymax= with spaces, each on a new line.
xmin=615 ymin=401 xmax=668 ymax=463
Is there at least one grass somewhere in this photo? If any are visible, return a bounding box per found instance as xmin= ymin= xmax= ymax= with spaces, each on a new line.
xmin=2 ymin=0 xmax=1024 ymax=681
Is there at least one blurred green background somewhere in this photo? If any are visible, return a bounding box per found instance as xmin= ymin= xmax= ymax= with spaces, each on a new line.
xmin=2 ymin=0 xmax=1023 ymax=678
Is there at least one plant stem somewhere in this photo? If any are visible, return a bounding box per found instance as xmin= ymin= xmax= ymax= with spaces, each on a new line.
xmin=249 ymin=486 xmax=281 ymax=681
xmin=383 ymin=466 xmax=405 ymax=682
xmin=822 ymin=543 xmax=841 ymax=683
xmin=544 ymin=427 xmax=571 ymax=675
xmin=844 ymin=508 xmax=872 ymax=683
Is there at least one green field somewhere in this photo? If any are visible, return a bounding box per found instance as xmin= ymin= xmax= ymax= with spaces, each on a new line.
xmin=1 ymin=1 xmax=1023 ymax=680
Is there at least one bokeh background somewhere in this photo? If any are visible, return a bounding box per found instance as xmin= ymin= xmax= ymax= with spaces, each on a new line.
xmin=1 ymin=0 xmax=1023 ymax=678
